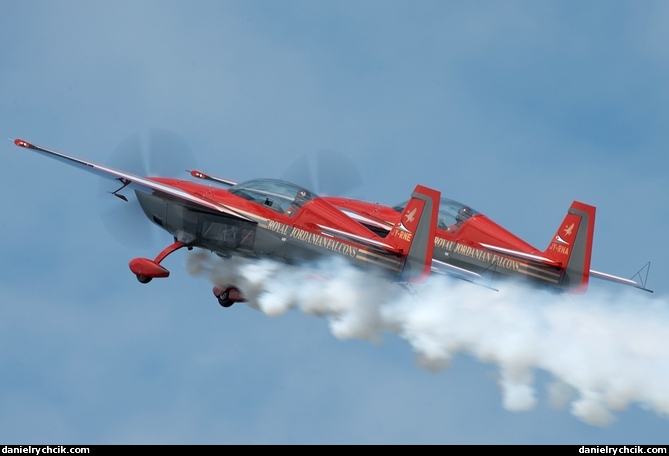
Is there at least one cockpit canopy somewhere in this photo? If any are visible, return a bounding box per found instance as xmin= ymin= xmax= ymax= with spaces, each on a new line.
xmin=393 ymin=198 xmax=479 ymax=230
xmin=228 ymin=178 xmax=316 ymax=214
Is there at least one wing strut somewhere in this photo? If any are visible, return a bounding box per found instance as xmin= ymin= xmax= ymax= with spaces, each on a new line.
xmin=480 ymin=258 xmax=501 ymax=292
xmin=110 ymin=178 xmax=131 ymax=202
xmin=589 ymin=261 xmax=653 ymax=293
xmin=632 ymin=262 xmax=652 ymax=292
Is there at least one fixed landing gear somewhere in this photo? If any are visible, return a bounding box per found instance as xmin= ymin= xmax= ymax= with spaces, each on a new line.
xmin=217 ymin=289 xmax=234 ymax=308
xmin=213 ymin=286 xmax=245 ymax=308
xmin=129 ymin=241 xmax=186 ymax=284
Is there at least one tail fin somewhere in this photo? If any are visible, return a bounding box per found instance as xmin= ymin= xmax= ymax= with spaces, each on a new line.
xmin=543 ymin=201 xmax=596 ymax=294
xmin=387 ymin=185 xmax=440 ymax=283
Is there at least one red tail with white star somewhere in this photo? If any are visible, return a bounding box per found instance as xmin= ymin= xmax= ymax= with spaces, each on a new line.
xmin=388 ymin=185 xmax=440 ymax=283
xmin=543 ymin=201 xmax=596 ymax=294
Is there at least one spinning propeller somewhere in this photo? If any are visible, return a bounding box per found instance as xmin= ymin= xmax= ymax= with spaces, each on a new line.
xmin=281 ymin=149 xmax=364 ymax=197
xmin=98 ymin=128 xmax=197 ymax=250
xmin=99 ymin=129 xmax=363 ymax=249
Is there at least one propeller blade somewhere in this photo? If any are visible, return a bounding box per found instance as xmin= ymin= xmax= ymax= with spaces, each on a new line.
xmin=100 ymin=198 xmax=158 ymax=251
xmin=147 ymin=127 xmax=197 ymax=177
xmin=281 ymin=154 xmax=316 ymax=193
xmin=105 ymin=132 xmax=148 ymax=176
xmin=281 ymin=149 xmax=363 ymax=196
xmin=97 ymin=128 xmax=196 ymax=250
xmin=313 ymin=149 xmax=363 ymax=196
xmin=96 ymin=132 xmax=146 ymax=202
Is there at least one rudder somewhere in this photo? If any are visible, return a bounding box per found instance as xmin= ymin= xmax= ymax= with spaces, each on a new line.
xmin=543 ymin=201 xmax=596 ymax=294
xmin=387 ymin=185 xmax=440 ymax=283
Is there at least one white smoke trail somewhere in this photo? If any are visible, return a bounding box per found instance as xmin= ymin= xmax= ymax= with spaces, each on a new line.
xmin=186 ymin=251 xmax=669 ymax=427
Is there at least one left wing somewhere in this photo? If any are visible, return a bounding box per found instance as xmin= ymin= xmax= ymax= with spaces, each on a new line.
xmin=13 ymin=139 xmax=253 ymax=221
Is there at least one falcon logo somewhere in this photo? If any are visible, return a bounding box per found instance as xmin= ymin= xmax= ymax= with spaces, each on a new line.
xmin=563 ymin=223 xmax=574 ymax=237
xmin=554 ymin=222 xmax=576 ymax=245
xmin=405 ymin=207 xmax=417 ymax=223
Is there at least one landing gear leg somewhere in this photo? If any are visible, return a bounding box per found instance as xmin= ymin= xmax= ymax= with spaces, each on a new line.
xmin=129 ymin=241 xmax=186 ymax=283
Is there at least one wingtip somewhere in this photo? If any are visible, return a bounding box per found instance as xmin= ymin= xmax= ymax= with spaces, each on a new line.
xmin=13 ymin=139 xmax=31 ymax=148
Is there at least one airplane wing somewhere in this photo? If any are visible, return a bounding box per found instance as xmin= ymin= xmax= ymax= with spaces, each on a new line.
xmin=13 ymin=139 xmax=254 ymax=222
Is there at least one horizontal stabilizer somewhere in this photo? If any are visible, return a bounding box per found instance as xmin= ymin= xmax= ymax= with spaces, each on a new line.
xmin=590 ymin=262 xmax=653 ymax=293
xmin=432 ymin=259 xmax=483 ymax=280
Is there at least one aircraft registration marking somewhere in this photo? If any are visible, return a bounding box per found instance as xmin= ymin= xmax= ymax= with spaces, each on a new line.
xmin=392 ymin=229 xmax=413 ymax=242
xmin=549 ymin=243 xmax=570 ymax=256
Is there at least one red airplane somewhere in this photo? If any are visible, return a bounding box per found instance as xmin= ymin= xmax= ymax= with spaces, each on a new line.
xmin=321 ymin=194 xmax=653 ymax=294
xmin=12 ymin=138 xmax=442 ymax=307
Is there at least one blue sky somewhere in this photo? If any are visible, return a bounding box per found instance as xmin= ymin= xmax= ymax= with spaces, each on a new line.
xmin=2 ymin=0 xmax=668 ymax=444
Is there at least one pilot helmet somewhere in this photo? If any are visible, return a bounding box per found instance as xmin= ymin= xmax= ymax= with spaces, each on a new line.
xmin=294 ymin=189 xmax=309 ymax=206
xmin=456 ymin=206 xmax=473 ymax=223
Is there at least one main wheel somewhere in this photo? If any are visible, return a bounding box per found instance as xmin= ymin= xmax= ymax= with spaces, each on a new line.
xmin=217 ymin=289 xmax=234 ymax=307
xmin=136 ymin=275 xmax=153 ymax=284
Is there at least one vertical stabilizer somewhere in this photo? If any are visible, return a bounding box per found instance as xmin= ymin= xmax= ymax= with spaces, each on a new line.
xmin=387 ymin=185 xmax=440 ymax=283
xmin=543 ymin=201 xmax=596 ymax=294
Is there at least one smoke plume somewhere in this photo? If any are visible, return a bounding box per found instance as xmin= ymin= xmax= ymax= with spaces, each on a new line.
xmin=186 ymin=251 xmax=669 ymax=427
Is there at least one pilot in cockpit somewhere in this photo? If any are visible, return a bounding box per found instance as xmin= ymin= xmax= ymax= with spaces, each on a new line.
xmin=285 ymin=189 xmax=311 ymax=217
xmin=294 ymin=189 xmax=310 ymax=207
xmin=448 ymin=206 xmax=473 ymax=233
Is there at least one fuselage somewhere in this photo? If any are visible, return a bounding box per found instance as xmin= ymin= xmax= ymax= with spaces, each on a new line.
xmin=135 ymin=177 xmax=407 ymax=278
xmin=322 ymin=196 xmax=564 ymax=290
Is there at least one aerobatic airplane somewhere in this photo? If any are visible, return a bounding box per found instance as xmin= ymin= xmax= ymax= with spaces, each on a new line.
xmin=12 ymin=138 xmax=441 ymax=307
xmin=321 ymin=194 xmax=652 ymax=294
